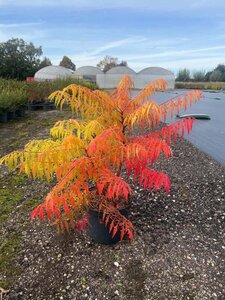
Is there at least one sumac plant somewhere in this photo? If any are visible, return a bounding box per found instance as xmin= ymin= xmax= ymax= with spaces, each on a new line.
xmin=0 ymin=76 xmax=202 ymax=240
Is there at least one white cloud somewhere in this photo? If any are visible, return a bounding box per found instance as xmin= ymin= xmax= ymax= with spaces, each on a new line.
xmin=159 ymin=56 xmax=225 ymax=70
xmin=125 ymin=45 xmax=225 ymax=61
xmin=49 ymin=38 xmax=225 ymax=71
xmin=0 ymin=22 xmax=43 ymax=29
xmin=90 ymin=36 xmax=147 ymax=55
xmin=0 ymin=21 xmax=46 ymax=42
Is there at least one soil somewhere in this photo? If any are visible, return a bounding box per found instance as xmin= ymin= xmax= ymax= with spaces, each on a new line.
xmin=0 ymin=110 xmax=225 ymax=300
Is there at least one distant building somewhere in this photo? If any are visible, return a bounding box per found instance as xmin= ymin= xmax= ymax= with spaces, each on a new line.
xmin=34 ymin=65 xmax=74 ymax=80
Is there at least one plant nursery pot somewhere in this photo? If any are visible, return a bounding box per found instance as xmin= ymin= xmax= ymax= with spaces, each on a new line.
xmin=7 ymin=111 xmax=16 ymax=120
xmin=27 ymin=103 xmax=34 ymax=111
xmin=16 ymin=108 xmax=25 ymax=117
xmin=88 ymin=206 xmax=129 ymax=245
xmin=0 ymin=113 xmax=8 ymax=123
xmin=43 ymin=102 xmax=55 ymax=111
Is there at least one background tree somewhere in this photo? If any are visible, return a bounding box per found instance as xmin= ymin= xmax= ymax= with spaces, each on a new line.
xmin=209 ymin=70 xmax=222 ymax=82
xmin=59 ymin=56 xmax=76 ymax=71
xmin=204 ymin=71 xmax=213 ymax=82
xmin=38 ymin=57 xmax=52 ymax=70
xmin=214 ymin=64 xmax=225 ymax=81
xmin=204 ymin=64 xmax=225 ymax=82
xmin=192 ymin=70 xmax=206 ymax=82
xmin=0 ymin=38 xmax=42 ymax=80
xmin=97 ymin=56 xmax=128 ymax=72
xmin=119 ymin=60 xmax=128 ymax=67
xmin=214 ymin=64 xmax=225 ymax=73
xmin=176 ymin=68 xmax=191 ymax=82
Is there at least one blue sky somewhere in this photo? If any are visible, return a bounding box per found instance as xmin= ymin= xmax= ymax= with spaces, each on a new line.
xmin=0 ymin=0 xmax=225 ymax=73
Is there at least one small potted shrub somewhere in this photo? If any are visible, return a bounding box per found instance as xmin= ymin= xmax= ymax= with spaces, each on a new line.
xmin=14 ymin=89 xmax=28 ymax=117
xmin=0 ymin=92 xmax=9 ymax=122
xmin=0 ymin=88 xmax=28 ymax=121
xmin=25 ymin=81 xmax=53 ymax=109
xmin=0 ymin=76 xmax=202 ymax=244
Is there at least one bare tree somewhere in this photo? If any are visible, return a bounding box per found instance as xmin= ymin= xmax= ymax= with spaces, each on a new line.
xmin=97 ymin=56 xmax=128 ymax=72
xmin=59 ymin=56 xmax=76 ymax=71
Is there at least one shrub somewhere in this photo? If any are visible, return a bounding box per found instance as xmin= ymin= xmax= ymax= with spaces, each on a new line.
xmin=175 ymin=81 xmax=225 ymax=90
xmin=24 ymin=81 xmax=53 ymax=103
xmin=0 ymin=76 xmax=202 ymax=240
xmin=0 ymin=78 xmax=24 ymax=90
xmin=0 ymin=88 xmax=28 ymax=114
xmin=24 ymin=78 xmax=98 ymax=104
xmin=50 ymin=78 xmax=98 ymax=91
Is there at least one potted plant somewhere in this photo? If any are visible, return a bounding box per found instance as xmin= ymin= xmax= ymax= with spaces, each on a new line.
xmin=0 ymin=93 xmax=9 ymax=122
xmin=0 ymin=76 xmax=202 ymax=244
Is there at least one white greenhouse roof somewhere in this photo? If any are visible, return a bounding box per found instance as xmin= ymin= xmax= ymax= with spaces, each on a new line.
xmin=34 ymin=66 xmax=74 ymax=80
xmin=138 ymin=67 xmax=174 ymax=76
xmin=74 ymin=66 xmax=103 ymax=75
xmin=106 ymin=66 xmax=136 ymax=75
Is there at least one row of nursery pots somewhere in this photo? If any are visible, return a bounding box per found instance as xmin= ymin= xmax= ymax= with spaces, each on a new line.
xmin=0 ymin=107 xmax=26 ymax=123
xmin=0 ymin=102 xmax=56 ymax=123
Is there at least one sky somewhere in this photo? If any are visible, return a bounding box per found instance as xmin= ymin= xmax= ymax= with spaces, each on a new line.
xmin=0 ymin=0 xmax=225 ymax=73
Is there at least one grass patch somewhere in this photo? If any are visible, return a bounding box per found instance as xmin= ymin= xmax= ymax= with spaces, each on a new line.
xmin=0 ymin=174 xmax=27 ymax=224
xmin=0 ymin=173 xmax=43 ymax=288
xmin=0 ymin=233 xmax=21 ymax=289
xmin=0 ymin=174 xmax=26 ymax=288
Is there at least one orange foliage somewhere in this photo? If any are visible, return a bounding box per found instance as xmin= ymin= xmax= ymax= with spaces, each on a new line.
xmin=0 ymin=76 xmax=202 ymax=240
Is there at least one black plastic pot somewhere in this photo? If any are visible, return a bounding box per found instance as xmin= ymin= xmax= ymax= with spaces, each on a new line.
xmin=0 ymin=113 xmax=7 ymax=123
xmin=7 ymin=111 xmax=16 ymax=120
xmin=16 ymin=108 xmax=25 ymax=117
xmin=88 ymin=207 xmax=129 ymax=245
xmin=27 ymin=103 xmax=35 ymax=111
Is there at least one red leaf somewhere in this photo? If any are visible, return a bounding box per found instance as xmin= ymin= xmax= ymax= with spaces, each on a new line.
xmin=127 ymin=229 xmax=134 ymax=240
xmin=109 ymin=221 xmax=114 ymax=233
xmin=39 ymin=205 xmax=45 ymax=221
xmin=105 ymin=216 xmax=110 ymax=226
xmin=64 ymin=202 xmax=70 ymax=217
xmin=120 ymin=228 xmax=125 ymax=241
xmin=97 ymin=182 xmax=105 ymax=195
xmin=112 ymin=225 xmax=118 ymax=238
xmin=31 ymin=207 xmax=38 ymax=221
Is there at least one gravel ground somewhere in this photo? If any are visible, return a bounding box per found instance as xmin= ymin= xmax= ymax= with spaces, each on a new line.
xmin=0 ymin=111 xmax=225 ymax=300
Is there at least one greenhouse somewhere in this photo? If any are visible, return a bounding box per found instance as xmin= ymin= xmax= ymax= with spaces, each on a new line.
xmin=34 ymin=65 xmax=74 ymax=80
xmin=97 ymin=66 xmax=136 ymax=89
xmin=34 ymin=65 xmax=175 ymax=89
xmin=73 ymin=66 xmax=103 ymax=82
xmin=136 ymin=67 xmax=175 ymax=89
xmin=96 ymin=66 xmax=175 ymax=89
